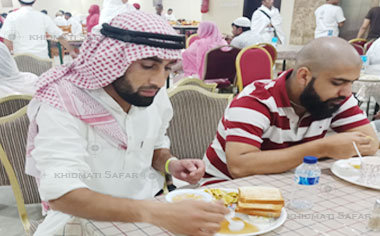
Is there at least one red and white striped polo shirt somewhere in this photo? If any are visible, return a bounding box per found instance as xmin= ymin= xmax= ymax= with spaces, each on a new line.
xmin=203 ymin=70 xmax=369 ymax=184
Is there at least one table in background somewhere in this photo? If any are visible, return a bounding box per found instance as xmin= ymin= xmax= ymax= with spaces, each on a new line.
xmin=353 ymin=74 xmax=380 ymax=116
xmin=83 ymin=159 xmax=379 ymax=236
xmin=172 ymin=25 xmax=198 ymax=37
xmin=277 ymin=44 xmax=303 ymax=70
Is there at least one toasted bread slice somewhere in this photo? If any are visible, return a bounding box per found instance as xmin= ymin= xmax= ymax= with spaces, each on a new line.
xmin=237 ymin=201 xmax=283 ymax=212
xmin=238 ymin=186 xmax=284 ymax=204
xmin=236 ymin=207 xmax=282 ymax=218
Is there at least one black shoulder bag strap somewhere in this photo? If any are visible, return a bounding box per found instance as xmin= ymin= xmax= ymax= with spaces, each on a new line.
xmin=259 ymin=9 xmax=278 ymax=39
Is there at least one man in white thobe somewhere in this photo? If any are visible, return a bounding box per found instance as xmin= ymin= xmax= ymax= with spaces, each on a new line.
xmin=54 ymin=11 xmax=68 ymax=26
xmin=314 ymin=0 xmax=346 ymax=38
xmin=250 ymin=0 xmax=285 ymax=45
xmin=64 ymin=12 xmax=83 ymax=36
xmin=230 ymin=16 xmax=264 ymax=49
xmin=0 ymin=0 xmax=76 ymax=59
xmin=26 ymin=10 xmax=228 ymax=236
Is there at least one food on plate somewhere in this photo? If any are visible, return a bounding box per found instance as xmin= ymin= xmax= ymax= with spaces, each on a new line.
xmin=335 ymin=160 xmax=360 ymax=176
xmin=235 ymin=186 xmax=284 ymax=218
xmin=172 ymin=193 xmax=206 ymax=202
xmin=204 ymin=188 xmax=238 ymax=206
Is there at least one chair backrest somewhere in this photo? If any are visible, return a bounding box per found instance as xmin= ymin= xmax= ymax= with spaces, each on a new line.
xmin=351 ymin=44 xmax=365 ymax=55
xmin=13 ymin=54 xmax=53 ymax=76
xmin=202 ymin=45 xmax=241 ymax=84
xmin=167 ymin=85 xmax=233 ymax=159
xmin=0 ymin=95 xmax=33 ymax=117
xmin=175 ymin=78 xmax=217 ymax=92
xmin=0 ymin=106 xmax=40 ymax=205
xmin=186 ymin=33 xmax=199 ymax=48
xmin=256 ymin=43 xmax=278 ymax=62
xmin=364 ymin=39 xmax=375 ymax=53
xmin=349 ymin=38 xmax=367 ymax=47
xmin=235 ymin=45 xmax=273 ymax=92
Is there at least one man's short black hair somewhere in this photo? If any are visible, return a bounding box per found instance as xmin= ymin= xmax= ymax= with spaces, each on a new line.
xmin=231 ymin=23 xmax=250 ymax=32
xmin=1 ymin=13 xmax=7 ymax=18
xmin=41 ymin=10 xmax=48 ymax=15
xmin=64 ymin=12 xmax=72 ymax=18
xmin=59 ymin=10 xmax=65 ymax=14
xmin=168 ymin=8 xmax=173 ymax=11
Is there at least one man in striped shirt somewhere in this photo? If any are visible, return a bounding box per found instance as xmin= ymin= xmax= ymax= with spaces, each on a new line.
xmin=203 ymin=37 xmax=379 ymax=184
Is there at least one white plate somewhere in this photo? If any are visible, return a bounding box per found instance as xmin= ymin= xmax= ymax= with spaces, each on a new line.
xmin=165 ymin=189 xmax=213 ymax=203
xmin=331 ymin=158 xmax=380 ymax=190
xmin=206 ymin=188 xmax=287 ymax=236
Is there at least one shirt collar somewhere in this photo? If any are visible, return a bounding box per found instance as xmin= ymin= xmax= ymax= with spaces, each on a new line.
xmin=272 ymin=69 xmax=293 ymax=108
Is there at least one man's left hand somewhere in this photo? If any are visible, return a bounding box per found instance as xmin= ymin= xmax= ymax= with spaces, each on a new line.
xmin=168 ymin=159 xmax=205 ymax=185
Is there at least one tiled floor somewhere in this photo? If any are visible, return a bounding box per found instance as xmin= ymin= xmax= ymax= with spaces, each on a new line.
xmin=0 ymin=186 xmax=43 ymax=236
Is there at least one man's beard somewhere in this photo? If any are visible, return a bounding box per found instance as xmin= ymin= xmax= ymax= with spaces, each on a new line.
xmin=112 ymin=78 xmax=160 ymax=107
xmin=300 ymin=78 xmax=346 ymax=120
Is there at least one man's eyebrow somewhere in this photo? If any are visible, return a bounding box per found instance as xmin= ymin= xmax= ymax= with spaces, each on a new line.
xmin=331 ymin=77 xmax=358 ymax=83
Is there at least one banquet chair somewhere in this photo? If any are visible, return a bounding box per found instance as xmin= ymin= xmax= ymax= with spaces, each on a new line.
xmin=202 ymin=45 xmax=241 ymax=89
xmin=235 ymin=45 xmax=273 ymax=92
xmin=0 ymin=94 xmax=32 ymax=117
xmin=351 ymin=44 xmax=365 ymax=55
xmin=0 ymin=106 xmax=42 ymax=235
xmin=256 ymin=43 xmax=278 ymax=63
xmin=186 ymin=33 xmax=199 ymax=48
xmin=364 ymin=39 xmax=375 ymax=53
xmin=175 ymin=78 xmax=217 ymax=92
xmin=13 ymin=53 xmax=53 ymax=76
xmin=167 ymin=85 xmax=233 ymax=159
xmin=349 ymin=38 xmax=367 ymax=48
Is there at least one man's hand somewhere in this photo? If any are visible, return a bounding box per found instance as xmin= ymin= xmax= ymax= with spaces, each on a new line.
xmin=168 ymin=159 xmax=205 ymax=184
xmin=151 ymin=200 xmax=228 ymax=236
xmin=69 ymin=50 xmax=78 ymax=59
xmin=322 ymin=132 xmax=373 ymax=159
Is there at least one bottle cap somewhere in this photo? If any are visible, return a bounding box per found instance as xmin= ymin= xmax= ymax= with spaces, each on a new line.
xmin=303 ymin=156 xmax=318 ymax=164
xmin=361 ymin=55 xmax=368 ymax=63
xmin=271 ymin=37 xmax=278 ymax=43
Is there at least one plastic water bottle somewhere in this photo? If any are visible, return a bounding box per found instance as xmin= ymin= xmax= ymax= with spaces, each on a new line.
xmin=271 ymin=37 xmax=278 ymax=48
xmin=289 ymin=156 xmax=321 ymax=211
xmin=327 ymin=30 xmax=333 ymax=36
xmin=361 ymin=55 xmax=368 ymax=72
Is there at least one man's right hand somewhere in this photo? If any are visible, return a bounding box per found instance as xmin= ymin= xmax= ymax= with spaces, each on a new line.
xmin=151 ymin=200 xmax=228 ymax=236
xmin=322 ymin=132 xmax=372 ymax=159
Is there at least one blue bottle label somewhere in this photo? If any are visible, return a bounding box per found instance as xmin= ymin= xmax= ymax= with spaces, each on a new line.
xmin=295 ymin=176 xmax=320 ymax=185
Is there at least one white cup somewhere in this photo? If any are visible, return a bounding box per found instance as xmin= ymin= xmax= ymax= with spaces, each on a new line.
xmin=359 ymin=157 xmax=380 ymax=186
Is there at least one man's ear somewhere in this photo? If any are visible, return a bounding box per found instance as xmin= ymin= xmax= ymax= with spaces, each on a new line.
xmin=295 ymin=67 xmax=313 ymax=87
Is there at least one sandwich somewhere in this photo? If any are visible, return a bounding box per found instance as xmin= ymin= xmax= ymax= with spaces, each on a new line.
xmin=235 ymin=186 xmax=284 ymax=218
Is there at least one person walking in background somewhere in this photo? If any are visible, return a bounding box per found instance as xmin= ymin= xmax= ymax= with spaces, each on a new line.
xmin=0 ymin=0 xmax=77 ymax=59
xmin=250 ymin=0 xmax=286 ymax=45
xmin=314 ymin=0 xmax=345 ymax=38
xmin=86 ymin=5 xmax=100 ymax=34
xmin=357 ymin=4 xmax=380 ymax=40
xmin=182 ymin=21 xmax=227 ymax=79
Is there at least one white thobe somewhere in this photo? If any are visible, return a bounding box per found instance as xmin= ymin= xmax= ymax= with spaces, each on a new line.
xmin=314 ymin=4 xmax=346 ymax=38
xmin=250 ymin=5 xmax=285 ymax=45
xmin=165 ymin=13 xmax=176 ymax=22
xmin=54 ymin=16 xmax=68 ymax=26
xmin=31 ymin=88 xmax=172 ymax=235
xmin=230 ymin=30 xmax=264 ymax=49
xmin=0 ymin=6 xmax=63 ymax=59
xmin=366 ymin=38 xmax=380 ymax=75
xmin=67 ymin=18 xmax=83 ymax=36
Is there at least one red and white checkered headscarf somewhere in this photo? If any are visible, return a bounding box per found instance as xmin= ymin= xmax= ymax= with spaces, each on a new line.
xmin=26 ymin=11 xmax=182 ymax=178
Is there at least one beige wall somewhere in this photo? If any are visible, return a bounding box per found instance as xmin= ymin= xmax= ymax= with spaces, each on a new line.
xmin=201 ymin=0 xmax=244 ymax=35
xmin=130 ymin=0 xmax=202 ymax=21
xmin=0 ymin=0 xmax=103 ymax=18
